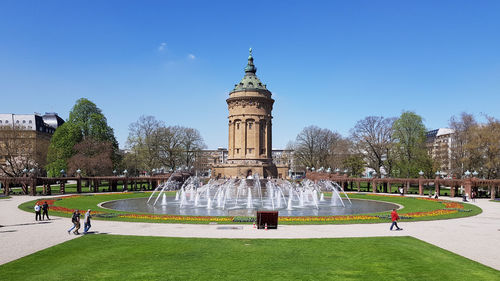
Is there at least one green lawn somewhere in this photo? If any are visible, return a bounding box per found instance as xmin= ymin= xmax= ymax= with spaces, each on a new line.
xmin=18 ymin=192 xmax=482 ymax=224
xmin=0 ymin=195 xmax=10 ymax=199
xmin=0 ymin=235 xmax=498 ymax=280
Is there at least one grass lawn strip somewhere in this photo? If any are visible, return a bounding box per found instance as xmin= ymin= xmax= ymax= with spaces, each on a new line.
xmin=0 ymin=235 xmax=498 ymax=281
xmin=18 ymin=192 xmax=482 ymax=224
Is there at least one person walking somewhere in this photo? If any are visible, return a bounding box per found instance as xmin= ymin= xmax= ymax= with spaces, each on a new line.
xmin=83 ymin=209 xmax=92 ymax=234
xmin=67 ymin=210 xmax=81 ymax=235
xmin=42 ymin=201 xmax=50 ymax=220
xmin=390 ymin=208 xmax=402 ymax=231
xmin=34 ymin=203 xmax=42 ymax=221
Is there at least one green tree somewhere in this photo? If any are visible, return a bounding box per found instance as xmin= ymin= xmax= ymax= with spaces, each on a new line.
xmin=342 ymin=154 xmax=365 ymax=177
xmin=392 ymin=111 xmax=433 ymax=178
xmin=46 ymin=123 xmax=83 ymax=177
xmin=69 ymin=98 xmax=118 ymax=145
xmin=46 ymin=98 xmax=118 ymax=177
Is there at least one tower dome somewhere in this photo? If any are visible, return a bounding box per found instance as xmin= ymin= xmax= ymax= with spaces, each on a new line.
xmin=232 ymin=48 xmax=269 ymax=92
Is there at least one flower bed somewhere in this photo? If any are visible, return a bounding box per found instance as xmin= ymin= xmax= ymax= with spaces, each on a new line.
xmin=417 ymin=197 xmax=464 ymax=209
xmin=278 ymin=215 xmax=380 ymax=222
xmin=118 ymin=213 xmax=233 ymax=222
xmin=405 ymin=209 xmax=458 ymax=218
xmin=36 ymin=195 xmax=103 ymax=215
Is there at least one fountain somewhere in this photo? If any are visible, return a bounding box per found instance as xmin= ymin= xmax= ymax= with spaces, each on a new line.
xmin=102 ymin=174 xmax=399 ymax=217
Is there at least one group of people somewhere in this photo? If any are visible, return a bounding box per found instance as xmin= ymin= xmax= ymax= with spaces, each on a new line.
xmin=67 ymin=209 xmax=92 ymax=235
xmin=34 ymin=201 xmax=50 ymax=221
xmin=33 ymin=202 xmax=93 ymax=235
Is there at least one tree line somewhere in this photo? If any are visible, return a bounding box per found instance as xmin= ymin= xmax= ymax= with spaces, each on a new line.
xmin=290 ymin=111 xmax=500 ymax=179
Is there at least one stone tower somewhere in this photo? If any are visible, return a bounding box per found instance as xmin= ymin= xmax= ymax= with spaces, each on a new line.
xmin=213 ymin=49 xmax=277 ymax=178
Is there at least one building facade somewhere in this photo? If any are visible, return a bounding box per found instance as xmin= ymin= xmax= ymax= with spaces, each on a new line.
xmin=212 ymin=50 xmax=289 ymax=179
xmin=426 ymin=128 xmax=454 ymax=176
xmin=0 ymin=113 xmax=64 ymax=176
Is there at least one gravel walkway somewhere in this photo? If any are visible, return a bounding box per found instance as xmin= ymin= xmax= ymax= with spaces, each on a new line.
xmin=1 ymin=195 xmax=499 ymax=270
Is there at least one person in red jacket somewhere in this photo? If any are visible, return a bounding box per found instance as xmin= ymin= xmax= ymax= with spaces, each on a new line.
xmin=390 ymin=209 xmax=402 ymax=231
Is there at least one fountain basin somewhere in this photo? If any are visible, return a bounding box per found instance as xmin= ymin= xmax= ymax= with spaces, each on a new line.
xmin=100 ymin=197 xmax=399 ymax=217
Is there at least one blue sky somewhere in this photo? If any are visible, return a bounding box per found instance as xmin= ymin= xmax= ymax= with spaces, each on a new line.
xmin=1 ymin=1 xmax=499 ymax=149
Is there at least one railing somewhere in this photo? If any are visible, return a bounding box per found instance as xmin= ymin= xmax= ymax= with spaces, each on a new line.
xmin=306 ymin=172 xmax=500 ymax=200
xmin=0 ymin=172 xmax=193 ymax=196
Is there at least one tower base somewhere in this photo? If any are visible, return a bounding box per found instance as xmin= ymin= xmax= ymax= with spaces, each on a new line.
xmin=212 ymin=160 xmax=277 ymax=179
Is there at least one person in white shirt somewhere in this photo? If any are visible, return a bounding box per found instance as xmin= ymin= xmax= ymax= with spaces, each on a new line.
xmin=34 ymin=203 xmax=41 ymax=221
xmin=83 ymin=209 xmax=92 ymax=234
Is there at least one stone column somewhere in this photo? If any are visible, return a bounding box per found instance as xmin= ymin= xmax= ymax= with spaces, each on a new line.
xmin=29 ymin=177 xmax=36 ymax=196
xmin=356 ymin=181 xmax=360 ymax=192
xmin=123 ymin=178 xmax=128 ymax=192
xmin=418 ymin=177 xmax=424 ymax=196
xmin=434 ymin=177 xmax=440 ymax=195
xmin=243 ymin=120 xmax=248 ymax=157
xmin=21 ymin=182 xmax=28 ymax=195
xmin=267 ymin=120 xmax=272 ymax=158
xmin=93 ymin=180 xmax=99 ymax=193
xmin=228 ymin=121 xmax=234 ymax=158
xmin=451 ymin=185 xmax=456 ymax=197
xmin=372 ymin=179 xmax=377 ymax=193
xmin=490 ymin=185 xmax=496 ymax=200
xmin=76 ymin=176 xmax=82 ymax=193
xmin=47 ymin=183 xmax=51 ymax=195
xmin=254 ymin=120 xmax=260 ymax=157
xmin=464 ymin=178 xmax=472 ymax=197
xmin=405 ymin=181 xmax=410 ymax=195
xmin=60 ymin=181 xmax=65 ymax=194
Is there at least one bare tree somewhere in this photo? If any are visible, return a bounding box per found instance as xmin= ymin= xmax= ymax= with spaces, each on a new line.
xmin=180 ymin=127 xmax=206 ymax=168
xmin=126 ymin=115 xmax=164 ymax=173
xmin=0 ymin=126 xmax=47 ymax=177
xmin=126 ymin=116 xmax=206 ymax=173
xmin=293 ymin=125 xmax=343 ymax=169
xmin=350 ymin=116 xmax=395 ymax=175
xmin=327 ymin=138 xmax=353 ymax=169
xmin=466 ymin=116 xmax=500 ymax=179
xmin=157 ymin=125 xmax=184 ymax=170
xmin=449 ymin=112 xmax=477 ymax=177
xmin=67 ymin=139 xmax=113 ymax=176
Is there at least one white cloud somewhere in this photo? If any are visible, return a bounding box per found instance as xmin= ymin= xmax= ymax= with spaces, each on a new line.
xmin=188 ymin=54 xmax=196 ymax=60
xmin=158 ymin=42 xmax=167 ymax=52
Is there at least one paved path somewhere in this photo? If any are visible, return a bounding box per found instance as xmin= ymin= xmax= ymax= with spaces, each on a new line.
xmin=1 ymin=195 xmax=499 ymax=270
